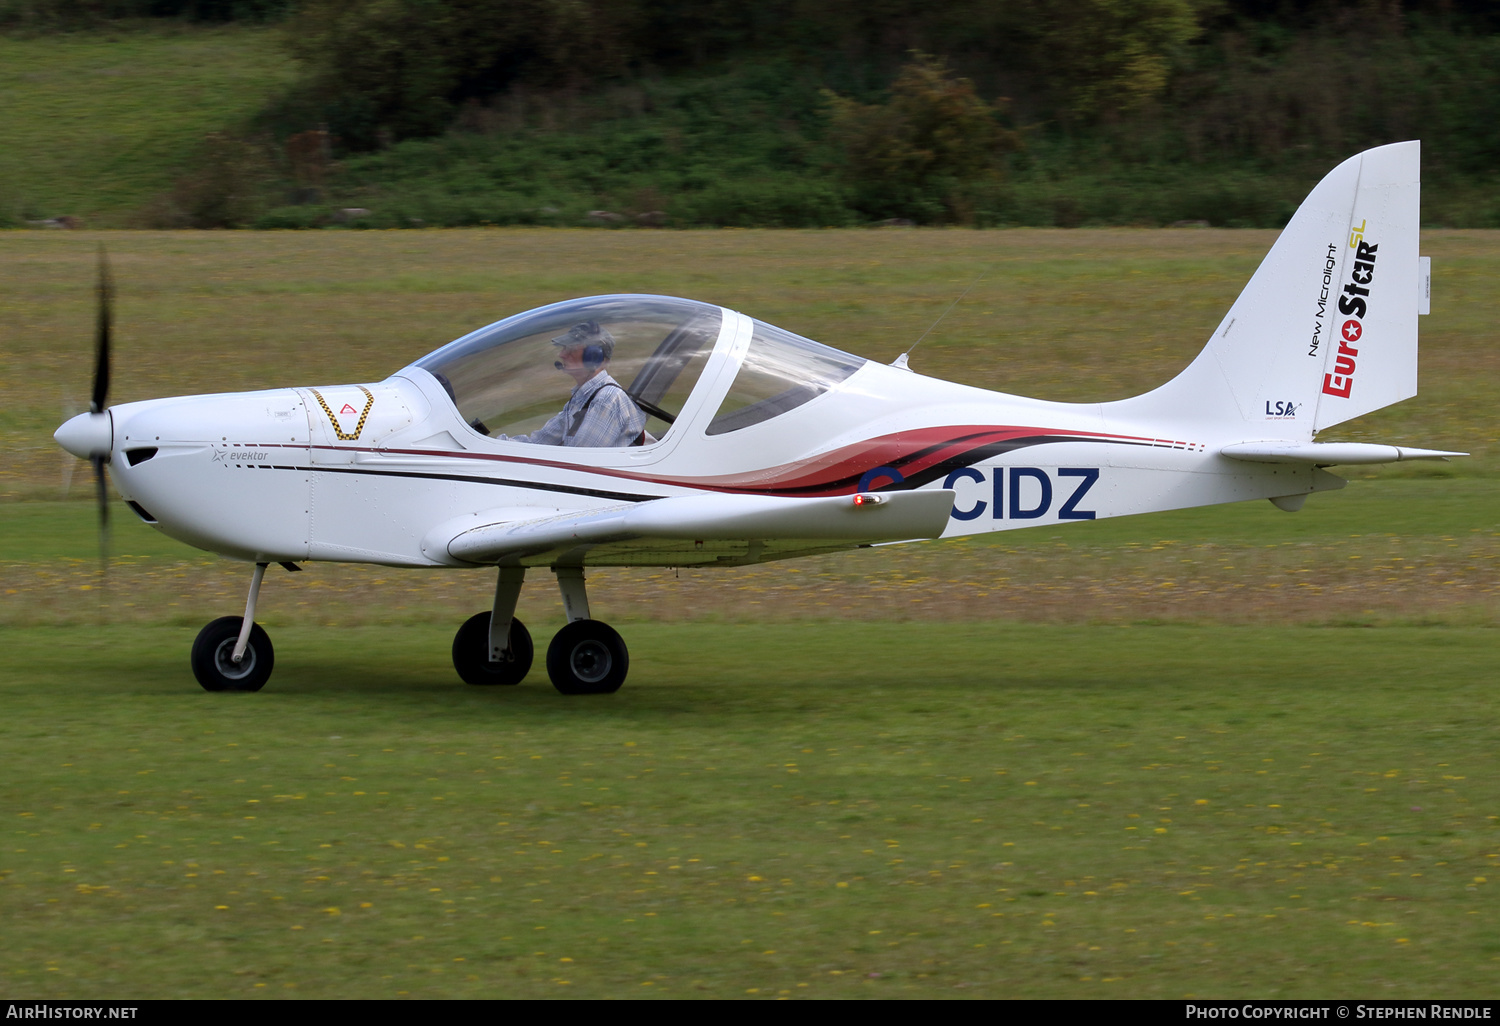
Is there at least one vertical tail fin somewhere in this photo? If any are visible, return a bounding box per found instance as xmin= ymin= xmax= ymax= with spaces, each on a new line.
xmin=1116 ymin=142 xmax=1421 ymax=437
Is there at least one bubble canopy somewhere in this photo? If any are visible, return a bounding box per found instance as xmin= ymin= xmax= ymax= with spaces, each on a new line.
xmin=415 ymin=295 xmax=723 ymax=443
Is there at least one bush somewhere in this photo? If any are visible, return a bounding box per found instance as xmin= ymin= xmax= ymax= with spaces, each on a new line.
xmin=142 ymin=132 xmax=269 ymax=227
xmin=676 ymin=177 xmax=855 ymax=228
xmin=824 ymin=53 xmax=1019 ymax=223
xmin=1016 ymin=0 xmax=1201 ymax=120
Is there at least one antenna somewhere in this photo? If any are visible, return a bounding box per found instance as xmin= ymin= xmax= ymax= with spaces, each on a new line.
xmin=892 ymin=267 xmax=988 ymax=370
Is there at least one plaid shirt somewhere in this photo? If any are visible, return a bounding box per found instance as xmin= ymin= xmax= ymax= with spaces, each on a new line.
xmin=508 ymin=371 xmax=647 ymax=448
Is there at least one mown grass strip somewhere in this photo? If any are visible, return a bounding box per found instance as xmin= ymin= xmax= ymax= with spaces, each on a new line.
xmin=3 ymin=621 xmax=1498 ymax=997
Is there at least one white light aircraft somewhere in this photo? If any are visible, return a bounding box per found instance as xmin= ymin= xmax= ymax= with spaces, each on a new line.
xmin=55 ymin=141 xmax=1461 ymax=695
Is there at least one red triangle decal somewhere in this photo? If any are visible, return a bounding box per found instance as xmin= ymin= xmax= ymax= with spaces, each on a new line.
xmin=340 ymin=403 xmax=357 ymax=414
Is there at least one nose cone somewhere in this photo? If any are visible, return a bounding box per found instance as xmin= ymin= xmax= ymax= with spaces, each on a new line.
xmin=55 ymin=410 xmax=113 ymax=460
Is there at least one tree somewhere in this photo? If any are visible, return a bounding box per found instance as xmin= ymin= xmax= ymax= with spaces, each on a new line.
xmin=1018 ymin=0 xmax=1203 ymax=119
xmin=282 ymin=0 xmax=642 ymax=147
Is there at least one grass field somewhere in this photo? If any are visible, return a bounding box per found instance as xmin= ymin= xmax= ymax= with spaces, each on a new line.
xmin=1 ymin=229 xmax=1496 ymax=997
xmin=4 ymin=621 xmax=1499 ymax=998
xmin=0 ymin=24 xmax=294 ymax=227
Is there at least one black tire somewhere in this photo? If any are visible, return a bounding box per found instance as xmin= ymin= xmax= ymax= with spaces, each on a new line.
xmin=191 ymin=616 xmax=274 ymax=693
xmin=546 ymin=619 xmax=628 ymax=695
xmin=452 ymin=612 xmax=533 ymax=686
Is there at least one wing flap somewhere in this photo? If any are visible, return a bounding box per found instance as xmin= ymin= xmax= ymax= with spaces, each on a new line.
xmin=438 ymin=490 xmax=956 ymax=565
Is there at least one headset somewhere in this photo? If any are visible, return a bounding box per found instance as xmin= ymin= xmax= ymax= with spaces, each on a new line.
xmin=555 ymin=344 xmax=607 ymax=371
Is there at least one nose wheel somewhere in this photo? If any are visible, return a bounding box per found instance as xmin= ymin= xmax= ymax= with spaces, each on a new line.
xmin=191 ymin=562 xmax=284 ymax=692
xmin=191 ymin=616 xmax=274 ymax=692
xmin=546 ymin=619 xmax=628 ymax=694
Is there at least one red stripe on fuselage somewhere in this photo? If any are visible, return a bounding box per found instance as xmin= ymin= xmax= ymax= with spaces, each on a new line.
xmin=296 ymin=424 xmax=1166 ymax=497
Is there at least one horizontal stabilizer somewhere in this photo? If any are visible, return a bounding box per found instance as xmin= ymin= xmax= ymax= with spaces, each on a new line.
xmin=432 ymin=489 xmax=956 ymax=565
xmin=1221 ymin=441 xmax=1467 ymax=465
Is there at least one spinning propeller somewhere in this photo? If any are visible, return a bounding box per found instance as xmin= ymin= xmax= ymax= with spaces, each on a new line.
xmin=54 ymin=248 xmax=116 ymax=567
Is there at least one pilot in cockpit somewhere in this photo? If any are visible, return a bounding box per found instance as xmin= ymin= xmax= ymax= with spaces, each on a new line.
xmin=499 ymin=321 xmax=648 ymax=447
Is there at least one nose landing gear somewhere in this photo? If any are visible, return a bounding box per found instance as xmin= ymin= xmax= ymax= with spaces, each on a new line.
xmin=191 ymin=616 xmax=274 ymax=692
xmin=192 ymin=562 xmax=280 ymax=692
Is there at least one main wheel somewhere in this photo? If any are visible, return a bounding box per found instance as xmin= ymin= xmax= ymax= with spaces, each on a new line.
xmin=452 ymin=612 xmax=533 ymax=686
xmin=191 ymin=616 xmax=274 ymax=693
xmin=546 ymin=619 xmax=628 ymax=695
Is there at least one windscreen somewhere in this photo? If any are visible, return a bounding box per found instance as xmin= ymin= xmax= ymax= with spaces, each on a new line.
xmin=416 ymin=296 xmax=722 ymax=444
xmin=706 ymin=320 xmax=865 ymax=435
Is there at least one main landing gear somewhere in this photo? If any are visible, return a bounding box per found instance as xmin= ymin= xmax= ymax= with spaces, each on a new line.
xmin=451 ymin=565 xmax=628 ymax=695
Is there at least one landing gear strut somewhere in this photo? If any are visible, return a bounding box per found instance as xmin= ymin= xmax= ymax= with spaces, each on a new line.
xmin=545 ymin=566 xmax=628 ymax=694
xmin=452 ymin=566 xmax=533 ymax=685
xmin=191 ymin=561 xmax=278 ymax=692
xmin=452 ymin=564 xmax=629 ymax=694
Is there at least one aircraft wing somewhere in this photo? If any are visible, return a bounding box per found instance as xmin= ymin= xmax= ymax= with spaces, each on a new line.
xmin=423 ymin=490 xmax=956 ymax=568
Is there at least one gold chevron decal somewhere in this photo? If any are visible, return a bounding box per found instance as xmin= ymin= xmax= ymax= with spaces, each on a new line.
xmin=311 ymin=386 xmax=375 ymax=441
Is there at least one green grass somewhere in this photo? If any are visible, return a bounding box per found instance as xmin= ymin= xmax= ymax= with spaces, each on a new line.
xmin=4 ymin=621 xmax=1498 ymax=998
xmin=0 ymin=23 xmax=295 ymax=226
